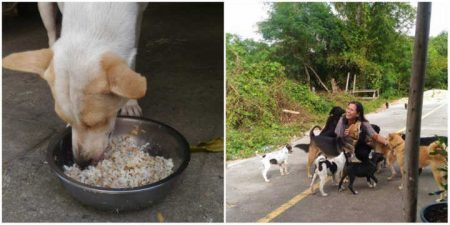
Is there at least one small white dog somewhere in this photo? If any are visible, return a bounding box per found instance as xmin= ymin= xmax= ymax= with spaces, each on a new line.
xmin=310 ymin=151 xmax=347 ymax=196
xmin=3 ymin=3 xmax=148 ymax=166
xmin=259 ymin=144 xmax=293 ymax=182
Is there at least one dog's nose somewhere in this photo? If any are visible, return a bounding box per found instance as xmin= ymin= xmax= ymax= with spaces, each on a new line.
xmin=74 ymin=158 xmax=91 ymax=170
xmin=91 ymin=152 xmax=105 ymax=165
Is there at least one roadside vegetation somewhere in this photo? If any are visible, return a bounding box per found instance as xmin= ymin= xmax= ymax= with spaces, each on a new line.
xmin=226 ymin=2 xmax=448 ymax=160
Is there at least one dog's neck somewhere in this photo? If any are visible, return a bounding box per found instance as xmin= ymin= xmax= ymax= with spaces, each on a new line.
xmin=347 ymin=118 xmax=357 ymax=125
xmin=391 ymin=142 xmax=405 ymax=153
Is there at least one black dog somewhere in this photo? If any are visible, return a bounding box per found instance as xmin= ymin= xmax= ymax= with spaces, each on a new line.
xmin=295 ymin=106 xmax=345 ymax=151
xmin=338 ymin=151 xmax=384 ymax=194
xmin=400 ymin=134 xmax=447 ymax=146
xmin=320 ymin=106 xmax=346 ymax=137
xmin=356 ymin=124 xmax=381 ymax=162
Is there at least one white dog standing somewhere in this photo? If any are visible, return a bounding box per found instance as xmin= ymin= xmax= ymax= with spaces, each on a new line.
xmin=3 ymin=3 xmax=148 ymax=167
xmin=259 ymin=144 xmax=293 ymax=182
xmin=310 ymin=152 xmax=347 ymax=196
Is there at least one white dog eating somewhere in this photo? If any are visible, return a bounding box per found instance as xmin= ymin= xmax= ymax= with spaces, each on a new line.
xmin=3 ymin=3 xmax=148 ymax=167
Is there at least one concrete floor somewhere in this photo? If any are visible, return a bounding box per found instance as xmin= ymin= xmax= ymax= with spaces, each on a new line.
xmin=2 ymin=3 xmax=224 ymax=222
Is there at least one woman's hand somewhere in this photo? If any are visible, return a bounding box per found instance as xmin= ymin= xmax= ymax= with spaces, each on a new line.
xmin=344 ymin=128 xmax=349 ymax=136
xmin=373 ymin=134 xmax=388 ymax=146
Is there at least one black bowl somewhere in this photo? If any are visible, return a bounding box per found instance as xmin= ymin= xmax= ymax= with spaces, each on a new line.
xmin=47 ymin=116 xmax=190 ymax=211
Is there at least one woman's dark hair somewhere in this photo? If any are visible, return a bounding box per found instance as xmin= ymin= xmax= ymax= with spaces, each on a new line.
xmin=345 ymin=101 xmax=368 ymax=122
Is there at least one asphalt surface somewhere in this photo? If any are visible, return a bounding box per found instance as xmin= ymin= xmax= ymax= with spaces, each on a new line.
xmin=2 ymin=3 xmax=224 ymax=222
xmin=226 ymin=92 xmax=447 ymax=222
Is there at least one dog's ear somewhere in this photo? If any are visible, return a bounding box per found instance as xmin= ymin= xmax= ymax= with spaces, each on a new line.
xmin=2 ymin=48 xmax=53 ymax=78
xmin=388 ymin=133 xmax=396 ymax=140
xmin=101 ymin=52 xmax=147 ymax=99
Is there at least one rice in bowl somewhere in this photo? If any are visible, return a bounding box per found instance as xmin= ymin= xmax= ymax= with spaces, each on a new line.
xmin=64 ymin=136 xmax=174 ymax=188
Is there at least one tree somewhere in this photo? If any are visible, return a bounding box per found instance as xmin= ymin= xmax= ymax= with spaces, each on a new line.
xmin=331 ymin=2 xmax=416 ymax=92
xmin=425 ymin=32 xmax=448 ymax=89
xmin=258 ymin=3 xmax=345 ymax=90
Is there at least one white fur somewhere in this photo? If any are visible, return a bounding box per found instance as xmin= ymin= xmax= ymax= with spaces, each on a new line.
xmin=259 ymin=145 xmax=292 ymax=182
xmin=37 ymin=3 xmax=148 ymax=163
xmin=310 ymin=152 xmax=347 ymax=196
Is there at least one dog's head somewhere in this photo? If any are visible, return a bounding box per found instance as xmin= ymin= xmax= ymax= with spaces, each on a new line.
xmin=3 ymin=49 xmax=147 ymax=166
xmin=324 ymin=106 xmax=345 ymax=129
xmin=340 ymin=122 xmax=361 ymax=154
xmin=329 ymin=106 xmax=345 ymax=118
xmin=427 ymin=141 xmax=447 ymax=162
xmin=388 ymin=133 xmax=404 ymax=150
xmin=284 ymin=144 xmax=293 ymax=154
xmin=343 ymin=151 xmax=353 ymax=162
xmin=347 ymin=122 xmax=361 ymax=143
xmin=368 ymin=150 xmax=384 ymax=163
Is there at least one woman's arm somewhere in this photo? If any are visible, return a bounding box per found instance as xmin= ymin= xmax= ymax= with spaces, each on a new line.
xmin=335 ymin=117 xmax=345 ymax=137
xmin=372 ymin=133 xmax=388 ymax=146
xmin=364 ymin=122 xmax=388 ymax=145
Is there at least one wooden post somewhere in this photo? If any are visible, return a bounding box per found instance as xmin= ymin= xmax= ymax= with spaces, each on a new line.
xmin=352 ymin=74 xmax=356 ymax=93
xmin=403 ymin=2 xmax=431 ymax=222
xmin=331 ymin=78 xmax=339 ymax=93
xmin=345 ymin=72 xmax=350 ymax=92
xmin=305 ymin=65 xmax=311 ymax=91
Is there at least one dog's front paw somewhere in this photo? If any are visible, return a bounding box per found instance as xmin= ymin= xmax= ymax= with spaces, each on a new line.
xmin=321 ymin=193 xmax=328 ymax=197
xmin=353 ymin=191 xmax=358 ymax=195
xmin=265 ymin=179 xmax=270 ymax=183
xmin=120 ymin=99 xmax=143 ymax=117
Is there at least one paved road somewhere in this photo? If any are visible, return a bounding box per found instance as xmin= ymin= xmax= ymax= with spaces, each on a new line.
xmin=2 ymin=3 xmax=223 ymax=222
xmin=226 ymin=92 xmax=447 ymax=222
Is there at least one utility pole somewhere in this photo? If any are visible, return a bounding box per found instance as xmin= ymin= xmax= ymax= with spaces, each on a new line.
xmin=352 ymin=74 xmax=356 ymax=93
xmin=345 ymin=72 xmax=350 ymax=92
xmin=403 ymin=2 xmax=431 ymax=222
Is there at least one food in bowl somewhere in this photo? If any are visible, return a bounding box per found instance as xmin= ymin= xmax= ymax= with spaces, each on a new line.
xmin=64 ymin=135 xmax=174 ymax=188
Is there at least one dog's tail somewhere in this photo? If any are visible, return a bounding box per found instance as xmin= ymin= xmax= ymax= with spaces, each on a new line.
xmin=294 ymin=143 xmax=310 ymax=152
xmin=295 ymin=126 xmax=321 ymax=153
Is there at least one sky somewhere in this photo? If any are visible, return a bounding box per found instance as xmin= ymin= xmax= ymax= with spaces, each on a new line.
xmin=225 ymin=1 xmax=449 ymax=41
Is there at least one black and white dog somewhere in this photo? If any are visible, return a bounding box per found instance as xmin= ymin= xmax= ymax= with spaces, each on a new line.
xmin=310 ymin=151 xmax=347 ymax=196
xmin=259 ymin=144 xmax=293 ymax=182
xmin=338 ymin=150 xmax=384 ymax=194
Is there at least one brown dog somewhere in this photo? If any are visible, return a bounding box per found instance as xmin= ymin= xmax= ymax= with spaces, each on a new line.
xmin=372 ymin=140 xmax=397 ymax=178
xmin=306 ymin=122 xmax=360 ymax=178
xmin=387 ymin=133 xmax=446 ymax=192
xmin=427 ymin=141 xmax=447 ymax=202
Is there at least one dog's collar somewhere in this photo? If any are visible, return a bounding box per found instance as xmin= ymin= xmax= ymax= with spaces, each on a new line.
xmin=390 ymin=142 xmax=403 ymax=150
